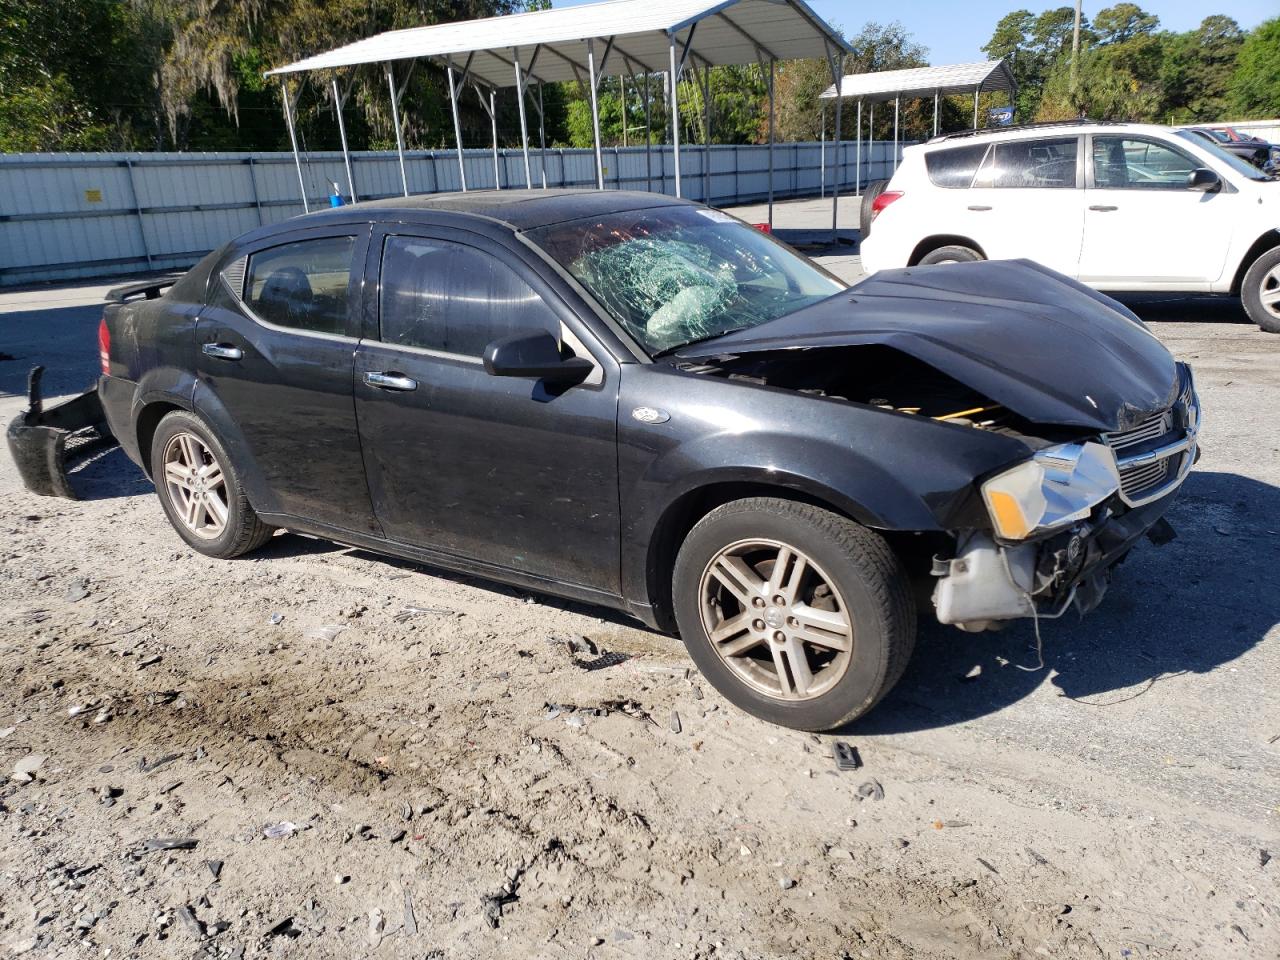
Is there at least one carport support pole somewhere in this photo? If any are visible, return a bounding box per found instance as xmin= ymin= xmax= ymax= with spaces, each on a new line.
xmin=973 ymin=87 xmax=980 ymax=128
xmin=281 ymin=79 xmax=308 ymax=213
xmin=587 ymin=39 xmax=604 ymax=190
xmin=538 ymin=83 xmax=548 ymax=188
xmin=933 ymin=89 xmax=940 ymax=136
xmin=446 ymin=64 xmax=468 ymax=192
xmin=869 ymin=101 xmax=875 ymax=177
xmin=893 ymin=95 xmax=900 ymax=172
xmin=489 ymin=89 xmax=501 ymax=189
xmin=332 ymin=79 xmax=357 ymax=202
xmin=385 ymin=66 xmax=409 ymax=197
xmin=701 ymin=64 xmax=711 ymax=203
xmin=669 ymin=38 xmax=682 ymax=198
xmin=855 ymin=98 xmax=861 ymax=197
xmin=819 ymin=103 xmax=825 ymax=199
xmin=643 ymin=72 xmax=653 ymax=192
xmin=514 ymin=52 xmax=533 ymax=189
xmin=767 ymin=58 xmax=775 ymax=229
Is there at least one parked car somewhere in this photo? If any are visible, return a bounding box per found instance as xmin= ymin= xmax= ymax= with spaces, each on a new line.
xmin=859 ymin=121 xmax=1280 ymax=332
xmin=1196 ymin=125 xmax=1264 ymax=143
xmin=8 ymin=190 xmax=1201 ymax=731
xmin=1182 ymin=126 xmax=1280 ymax=176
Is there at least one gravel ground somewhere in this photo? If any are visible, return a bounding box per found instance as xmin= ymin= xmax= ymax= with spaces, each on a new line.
xmin=1 ymin=221 xmax=1277 ymax=959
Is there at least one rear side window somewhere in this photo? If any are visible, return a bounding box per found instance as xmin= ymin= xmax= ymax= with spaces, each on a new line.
xmin=925 ymin=144 xmax=989 ymax=188
xmin=379 ymin=237 xmax=559 ymax=357
xmin=974 ymin=137 xmax=1078 ymax=188
xmin=243 ymin=236 xmax=355 ymax=335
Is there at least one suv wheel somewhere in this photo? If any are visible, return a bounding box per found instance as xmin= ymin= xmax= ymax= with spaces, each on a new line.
xmin=1241 ymin=246 xmax=1280 ymax=334
xmin=150 ymin=410 xmax=275 ymax=558
xmin=672 ymin=498 xmax=916 ymax=731
xmin=918 ymin=244 xmax=983 ymax=266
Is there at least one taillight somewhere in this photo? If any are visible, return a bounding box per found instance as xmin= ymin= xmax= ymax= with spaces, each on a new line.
xmin=98 ymin=317 xmax=110 ymax=375
xmin=871 ymin=190 xmax=904 ymax=221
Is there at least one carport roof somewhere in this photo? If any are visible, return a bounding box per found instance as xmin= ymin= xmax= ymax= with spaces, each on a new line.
xmin=820 ymin=60 xmax=1016 ymax=103
xmin=265 ymin=0 xmax=852 ymax=87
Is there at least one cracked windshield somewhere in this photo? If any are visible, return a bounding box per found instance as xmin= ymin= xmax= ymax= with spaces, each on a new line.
xmin=527 ymin=206 xmax=844 ymax=354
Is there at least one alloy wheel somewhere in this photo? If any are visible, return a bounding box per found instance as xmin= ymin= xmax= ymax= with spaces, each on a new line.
xmin=1261 ymin=264 xmax=1280 ymax=320
xmin=162 ymin=432 xmax=229 ymax=540
xmin=697 ymin=538 xmax=854 ymax=701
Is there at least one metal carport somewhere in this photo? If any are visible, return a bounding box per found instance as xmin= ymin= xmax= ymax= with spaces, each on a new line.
xmin=267 ymin=0 xmax=851 ymax=232
xmin=819 ymin=60 xmax=1015 ymax=190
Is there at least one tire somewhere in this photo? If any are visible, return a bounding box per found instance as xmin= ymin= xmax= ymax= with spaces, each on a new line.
xmin=1241 ymin=246 xmax=1280 ymax=334
xmin=918 ymin=244 xmax=983 ymax=266
xmin=672 ymin=497 xmax=916 ymax=731
xmin=859 ymin=179 xmax=889 ymax=240
xmin=150 ymin=410 xmax=275 ymax=558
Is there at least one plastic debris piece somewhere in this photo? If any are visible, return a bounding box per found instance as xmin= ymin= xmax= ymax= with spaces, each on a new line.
xmin=142 ymin=837 xmax=198 ymax=853
xmin=305 ymin=625 xmax=345 ymax=642
xmin=204 ymin=859 xmax=223 ymax=880
xmin=403 ymin=889 xmax=417 ymax=936
xmin=64 ymin=579 xmax=89 ymax=602
xmin=856 ymin=780 xmax=884 ymax=802
xmin=977 ymin=857 xmax=1000 ymax=874
xmin=393 ymin=606 xmax=454 ymax=622
xmin=779 ymin=877 xmax=796 ymax=889
xmin=269 ymin=612 xmax=284 ymax=625
xmin=832 ymin=741 xmax=861 ymax=771
xmin=368 ymin=908 xmax=385 ymax=943
xmin=1261 ymin=849 xmax=1272 ymax=869
xmin=263 ymin=822 xmax=298 ymax=840
xmin=669 ymin=711 xmax=682 ymax=734
xmin=12 ymin=753 xmax=47 ymax=783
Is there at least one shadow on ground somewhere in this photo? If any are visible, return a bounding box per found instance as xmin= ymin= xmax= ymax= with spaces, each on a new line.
xmin=0 ymin=303 xmax=103 ymax=398
xmin=852 ymin=470 xmax=1279 ymax=734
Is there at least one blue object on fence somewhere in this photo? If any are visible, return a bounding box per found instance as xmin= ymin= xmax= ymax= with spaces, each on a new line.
xmin=987 ymin=106 xmax=1014 ymax=127
xmin=329 ymin=181 xmax=344 ymax=207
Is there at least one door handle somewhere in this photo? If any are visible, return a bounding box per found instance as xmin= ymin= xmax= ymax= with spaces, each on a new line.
xmin=364 ymin=371 xmax=417 ymax=392
xmin=201 ymin=343 xmax=243 ymax=361
xmin=967 ymin=205 xmax=992 ymax=211
xmin=1089 ymin=205 xmax=1118 ymax=212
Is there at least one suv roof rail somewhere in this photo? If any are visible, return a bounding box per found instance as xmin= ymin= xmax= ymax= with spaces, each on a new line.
xmin=926 ymin=118 xmax=1132 ymax=144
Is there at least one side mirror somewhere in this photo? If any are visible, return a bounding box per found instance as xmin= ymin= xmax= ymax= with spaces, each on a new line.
xmin=1187 ymin=168 xmax=1221 ymax=193
xmin=483 ymin=331 xmax=593 ymax=386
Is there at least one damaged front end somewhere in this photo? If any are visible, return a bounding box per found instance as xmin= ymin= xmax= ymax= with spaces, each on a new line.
xmin=933 ymin=367 xmax=1200 ymax=631
xmin=6 ymin=367 xmax=115 ymax=499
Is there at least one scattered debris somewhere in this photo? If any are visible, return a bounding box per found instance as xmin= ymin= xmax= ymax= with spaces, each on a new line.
xmin=139 ymin=752 xmax=181 ymax=773
xmin=204 ymin=859 xmax=223 ymax=881
xmin=141 ymin=837 xmax=198 ymax=853
xmin=305 ymin=625 xmax=345 ymax=642
xmin=856 ymin=780 xmax=884 ymax=802
xmin=12 ymin=754 xmax=47 ymax=783
xmin=1026 ymin=847 xmax=1049 ymax=866
xmin=64 ymin=579 xmax=89 ymax=602
xmin=137 ymin=654 xmax=162 ymax=669
xmin=481 ymin=895 xmax=504 ymax=929
xmin=177 ymin=904 xmax=204 ymax=938
xmin=368 ymin=907 xmax=385 ymax=944
xmin=832 ymin=741 xmax=861 ymax=771
xmin=961 ymin=664 xmax=982 ymax=682
xmin=576 ymin=651 xmax=632 ymax=671
xmin=669 ymin=710 xmax=682 ymax=734
xmin=403 ymin=888 xmax=418 ymax=936
xmin=393 ymin=606 xmax=454 ymax=622
xmin=0 ymin=726 xmax=14 ymax=739
xmin=1261 ymin=849 xmax=1272 ymax=869
xmin=263 ymin=822 xmax=298 ymax=840
xmin=269 ymin=612 xmax=284 ymax=625
xmin=977 ymin=857 xmax=1000 ymax=874
xmin=565 ymin=635 xmax=599 ymax=656
xmin=779 ymin=877 xmax=797 ymax=889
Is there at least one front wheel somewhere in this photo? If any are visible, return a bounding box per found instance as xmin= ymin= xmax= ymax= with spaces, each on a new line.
xmin=150 ymin=410 xmax=275 ymax=558
xmin=1241 ymin=246 xmax=1280 ymax=334
xmin=672 ymin=498 xmax=916 ymax=731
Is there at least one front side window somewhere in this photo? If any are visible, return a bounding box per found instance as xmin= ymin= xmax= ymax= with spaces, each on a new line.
xmin=974 ymin=136 xmax=1078 ymax=188
xmin=243 ymin=236 xmax=355 ymax=335
xmin=925 ymin=143 xmax=990 ymax=188
xmin=526 ymin=206 xmax=843 ymax=355
xmin=1092 ymin=137 xmax=1197 ymax=189
xmin=379 ymin=237 xmax=559 ymax=356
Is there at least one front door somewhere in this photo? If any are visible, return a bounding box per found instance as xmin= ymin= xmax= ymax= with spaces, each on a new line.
xmin=1078 ymin=134 xmax=1236 ymax=286
xmin=352 ymin=226 xmax=621 ymax=594
xmin=194 ymin=227 xmax=381 ymax=535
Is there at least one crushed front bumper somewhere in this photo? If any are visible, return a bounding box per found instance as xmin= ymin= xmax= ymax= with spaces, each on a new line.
xmin=6 ymin=366 xmax=115 ymax=499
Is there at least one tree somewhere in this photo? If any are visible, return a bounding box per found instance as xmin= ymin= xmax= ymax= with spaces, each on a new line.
xmin=1229 ymin=17 xmax=1280 ymax=118
xmin=1161 ymin=16 xmax=1244 ymax=122
xmin=1092 ymin=3 xmax=1159 ymax=45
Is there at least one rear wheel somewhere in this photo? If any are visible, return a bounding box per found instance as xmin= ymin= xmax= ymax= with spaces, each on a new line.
xmin=672 ymin=498 xmax=916 ymax=731
xmin=150 ymin=410 xmax=275 ymax=558
xmin=918 ymin=244 xmax=983 ymax=266
xmin=1241 ymin=246 xmax=1280 ymax=334
xmin=859 ymin=179 xmax=889 ymax=240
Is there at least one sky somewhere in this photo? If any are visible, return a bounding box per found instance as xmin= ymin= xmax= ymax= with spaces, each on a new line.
xmin=554 ymin=0 xmax=1277 ymax=65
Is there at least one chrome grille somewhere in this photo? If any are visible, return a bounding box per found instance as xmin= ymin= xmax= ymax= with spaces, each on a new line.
xmin=1100 ymin=373 xmax=1199 ymax=507
xmin=1104 ymin=410 xmax=1173 ymax=452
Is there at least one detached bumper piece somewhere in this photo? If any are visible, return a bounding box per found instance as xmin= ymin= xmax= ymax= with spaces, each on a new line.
xmin=6 ymin=367 xmax=115 ymax=499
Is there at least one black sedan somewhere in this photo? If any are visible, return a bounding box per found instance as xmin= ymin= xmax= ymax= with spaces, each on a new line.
xmin=8 ymin=190 xmax=1201 ymax=730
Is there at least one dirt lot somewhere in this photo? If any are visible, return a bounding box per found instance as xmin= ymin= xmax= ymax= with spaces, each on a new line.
xmin=1 ymin=247 xmax=1278 ymax=959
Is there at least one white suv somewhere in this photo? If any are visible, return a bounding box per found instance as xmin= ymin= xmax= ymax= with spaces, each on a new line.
xmin=858 ymin=121 xmax=1280 ymax=332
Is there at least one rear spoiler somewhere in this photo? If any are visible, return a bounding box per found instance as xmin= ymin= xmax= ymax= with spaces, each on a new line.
xmin=105 ymin=275 xmax=182 ymax=303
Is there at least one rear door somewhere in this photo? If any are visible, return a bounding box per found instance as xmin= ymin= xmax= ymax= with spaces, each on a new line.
xmin=352 ymin=224 xmax=621 ymax=593
xmin=1078 ymin=134 xmax=1236 ymax=286
xmin=194 ymin=226 xmax=381 ymax=535
xmin=960 ymin=135 xmax=1086 ymax=274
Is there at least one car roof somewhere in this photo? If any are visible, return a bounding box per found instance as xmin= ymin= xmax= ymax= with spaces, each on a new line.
xmin=922 ymin=120 xmax=1180 ymax=149
xmin=280 ymin=188 xmax=689 ymax=233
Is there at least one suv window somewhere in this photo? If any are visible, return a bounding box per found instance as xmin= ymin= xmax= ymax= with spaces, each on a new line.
xmin=243 ymin=236 xmax=355 ymax=335
xmin=974 ymin=136 xmax=1078 ymax=188
xmin=1093 ymin=136 xmax=1197 ymax=189
xmin=379 ymin=237 xmax=559 ymax=357
xmin=925 ymin=143 xmax=990 ymax=188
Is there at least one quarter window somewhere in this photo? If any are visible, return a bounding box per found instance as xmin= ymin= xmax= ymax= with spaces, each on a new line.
xmin=1092 ymin=136 xmax=1197 ymax=189
xmin=243 ymin=236 xmax=355 ymax=335
xmin=974 ymin=137 xmax=1078 ymax=188
xmin=925 ymin=143 xmax=990 ymax=188
xmin=379 ymin=237 xmax=559 ymax=357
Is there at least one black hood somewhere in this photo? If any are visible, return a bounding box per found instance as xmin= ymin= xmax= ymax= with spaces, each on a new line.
xmin=677 ymin=259 xmax=1179 ymax=432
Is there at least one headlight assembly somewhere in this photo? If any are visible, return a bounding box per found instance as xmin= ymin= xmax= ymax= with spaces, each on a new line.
xmin=981 ymin=441 xmax=1121 ymax=540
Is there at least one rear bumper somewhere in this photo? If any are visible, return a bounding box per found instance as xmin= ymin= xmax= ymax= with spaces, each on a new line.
xmin=6 ymin=367 xmax=115 ymax=499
